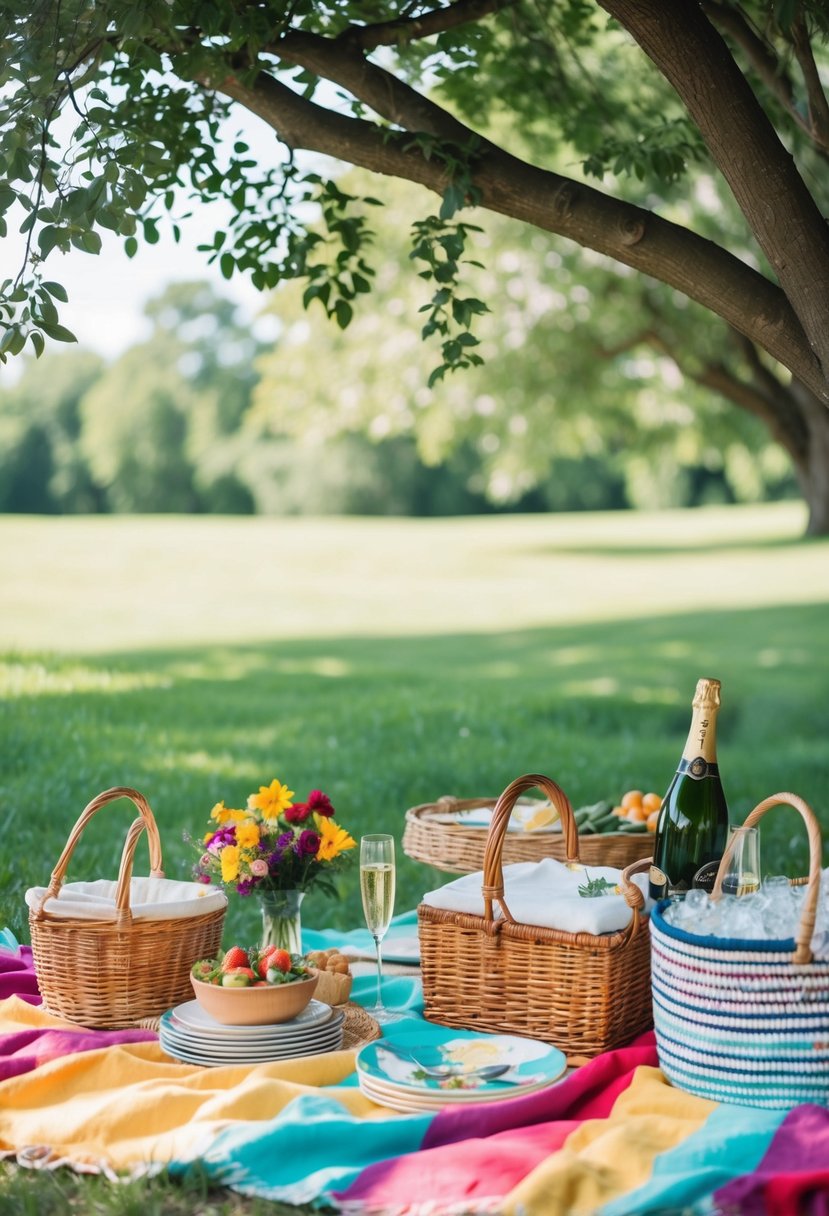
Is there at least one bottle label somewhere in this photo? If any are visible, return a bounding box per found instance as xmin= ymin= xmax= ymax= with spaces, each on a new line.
xmin=678 ymin=756 xmax=719 ymax=781
xmin=648 ymin=865 xmax=668 ymax=900
xmin=692 ymin=860 xmax=721 ymax=892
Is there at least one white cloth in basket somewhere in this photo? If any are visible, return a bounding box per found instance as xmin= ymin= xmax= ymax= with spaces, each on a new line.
xmin=421 ymin=857 xmax=651 ymax=935
xmin=25 ymin=877 xmax=227 ymax=921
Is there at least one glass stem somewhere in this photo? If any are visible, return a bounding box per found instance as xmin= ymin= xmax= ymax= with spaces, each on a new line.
xmin=374 ymin=935 xmax=385 ymax=1011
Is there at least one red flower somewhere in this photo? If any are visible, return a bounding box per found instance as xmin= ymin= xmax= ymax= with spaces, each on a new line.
xmin=307 ymin=789 xmax=335 ymax=817
xmin=284 ymin=802 xmax=311 ymax=823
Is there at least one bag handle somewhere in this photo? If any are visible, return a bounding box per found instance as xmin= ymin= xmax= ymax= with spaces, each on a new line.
xmin=481 ymin=773 xmax=644 ymax=932
xmin=711 ymin=791 xmax=821 ymax=965
xmin=33 ymin=787 xmax=165 ymax=925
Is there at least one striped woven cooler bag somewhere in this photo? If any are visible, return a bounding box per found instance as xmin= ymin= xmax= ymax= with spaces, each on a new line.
xmin=649 ymin=792 xmax=829 ymax=1110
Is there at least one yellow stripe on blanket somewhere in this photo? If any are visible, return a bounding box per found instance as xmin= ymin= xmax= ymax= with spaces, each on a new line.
xmin=503 ymin=1066 xmax=716 ymax=1216
xmin=0 ymin=999 xmax=379 ymax=1172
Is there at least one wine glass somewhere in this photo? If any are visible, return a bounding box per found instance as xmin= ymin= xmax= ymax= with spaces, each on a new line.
xmin=721 ymin=825 xmax=761 ymax=897
xmin=360 ymin=834 xmax=404 ymax=1024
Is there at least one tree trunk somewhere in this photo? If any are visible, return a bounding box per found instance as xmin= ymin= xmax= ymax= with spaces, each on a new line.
xmin=791 ymin=383 xmax=829 ymax=536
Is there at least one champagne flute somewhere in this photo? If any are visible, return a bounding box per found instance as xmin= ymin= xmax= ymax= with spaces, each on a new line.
xmin=360 ymin=834 xmax=404 ymax=1023
xmin=721 ymin=825 xmax=761 ymax=897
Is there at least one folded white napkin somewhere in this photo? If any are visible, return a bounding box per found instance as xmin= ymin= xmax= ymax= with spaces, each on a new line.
xmin=421 ymin=858 xmax=650 ymax=935
xmin=25 ymin=876 xmax=228 ymax=921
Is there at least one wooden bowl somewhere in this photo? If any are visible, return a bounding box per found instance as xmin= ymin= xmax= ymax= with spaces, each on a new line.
xmin=190 ymin=970 xmax=319 ymax=1025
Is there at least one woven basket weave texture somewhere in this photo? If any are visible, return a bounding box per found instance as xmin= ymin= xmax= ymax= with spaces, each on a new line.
xmin=403 ymin=795 xmax=654 ymax=873
xmin=29 ymin=787 xmax=226 ymax=1029
xmin=417 ymin=773 xmax=653 ymax=1060
xmin=651 ymin=791 xmax=829 ymax=1109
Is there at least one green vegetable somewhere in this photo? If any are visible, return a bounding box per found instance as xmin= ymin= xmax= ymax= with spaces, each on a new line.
xmin=577 ymin=871 xmax=619 ymax=898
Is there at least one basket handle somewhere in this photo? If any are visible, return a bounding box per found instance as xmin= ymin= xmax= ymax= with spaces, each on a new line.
xmin=481 ymin=773 xmax=579 ymax=923
xmin=34 ymin=787 xmax=165 ymax=925
xmin=710 ymin=791 xmax=821 ymax=965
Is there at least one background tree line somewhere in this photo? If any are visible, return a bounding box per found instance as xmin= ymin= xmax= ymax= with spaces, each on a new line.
xmin=0 ymin=174 xmax=799 ymax=519
xmin=0 ymin=265 xmax=795 ymax=519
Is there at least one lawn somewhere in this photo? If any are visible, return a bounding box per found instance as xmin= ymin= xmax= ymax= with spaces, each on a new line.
xmin=1 ymin=502 xmax=827 ymax=1212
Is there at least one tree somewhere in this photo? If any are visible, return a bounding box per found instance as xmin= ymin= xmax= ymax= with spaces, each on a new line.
xmin=80 ymin=281 xmax=260 ymax=511
xmin=2 ymin=2 xmax=829 ymax=528
xmin=0 ymin=350 xmax=105 ymax=512
xmin=253 ymin=171 xmax=796 ymax=512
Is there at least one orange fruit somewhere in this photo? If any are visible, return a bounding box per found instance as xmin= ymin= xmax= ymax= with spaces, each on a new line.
xmin=646 ymin=810 xmax=660 ymax=832
xmin=611 ymin=805 xmax=625 ymax=816
xmin=642 ymin=792 xmax=662 ymax=812
xmin=627 ymin=804 xmax=648 ymax=822
xmin=621 ymin=789 xmax=644 ymax=810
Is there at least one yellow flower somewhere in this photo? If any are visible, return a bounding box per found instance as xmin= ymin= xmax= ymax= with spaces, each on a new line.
xmin=236 ymin=821 xmax=261 ymax=849
xmin=248 ymin=779 xmax=295 ymax=820
xmin=220 ymin=845 xmax=240 ymax=883
xmin=210 ymin=801 xmax=247 ymax=825
xmin=315 ymin=816 xmax=357 ymax=862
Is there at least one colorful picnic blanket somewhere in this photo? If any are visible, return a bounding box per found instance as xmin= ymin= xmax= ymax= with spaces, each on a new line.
xmin=2 ymin=934 xmax=829 ymax=1214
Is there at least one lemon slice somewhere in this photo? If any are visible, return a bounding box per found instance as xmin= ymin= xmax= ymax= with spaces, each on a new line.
xmin=522 ymin=803 xmax=560 ymax=832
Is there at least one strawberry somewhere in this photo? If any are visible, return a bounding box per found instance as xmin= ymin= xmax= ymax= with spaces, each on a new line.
xmin=221 ymin=967 xmax=255 ymax=988
xmin=256 ymin=945 xmax=280 ymax=979
xmin=221 ymin=945 xmax=250 ymax=972
xmin=266 ymin=948 xmax=291 ymax=974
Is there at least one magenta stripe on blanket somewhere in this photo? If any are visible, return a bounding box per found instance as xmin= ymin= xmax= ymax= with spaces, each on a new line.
xmin=0 ymin=1026 xmax=159 ymax=1082
xmin=714 ymin=1103 xmax=829 ymax=1216
xmin=334 ymin=1033 xmax=659 ymax=1210
xmin=0 ymin=946 xmax=41 ymax=1006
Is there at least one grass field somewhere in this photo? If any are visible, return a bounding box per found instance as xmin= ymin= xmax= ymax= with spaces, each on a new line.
xmin=1 ymin=502 xmax=828 ymax=1213
xmin=1 ymin=501 xmax=827 ymax=946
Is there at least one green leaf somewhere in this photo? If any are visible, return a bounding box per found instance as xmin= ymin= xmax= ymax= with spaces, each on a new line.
xmin=38 ymin=320 xmax=77 ymax=343
xmin=29 ymin=330 xmax=45 ymax=358
xmin=37 ymin=226 xmax=61 ymax=257
xmin=220 ymin=252 xmax=235 ymax=279
xmin=124 ymin=236 xmax=138 ymax=258
xmin=41 ymin=281 xmax=68 ymax=302
xmin=334 ymin=299 xmax=353 ymax=329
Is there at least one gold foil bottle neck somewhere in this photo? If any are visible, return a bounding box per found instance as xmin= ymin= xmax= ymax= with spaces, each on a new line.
xmin=692 ymin=678 xmax=721 ymax=710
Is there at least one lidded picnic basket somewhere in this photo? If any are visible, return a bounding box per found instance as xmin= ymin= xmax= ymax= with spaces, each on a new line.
xmin=27 ymin=787 xmax=227 ymax=1029
xmin=417 ymin=773 xmax=653 ymax=1060
xmin=404 ymin=794 xmax=654 ymax=874
xmin=650 ymin=792 xmax=829 ymax=1109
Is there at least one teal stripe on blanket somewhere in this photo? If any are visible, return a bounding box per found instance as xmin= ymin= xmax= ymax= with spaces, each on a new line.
xmin=598 ymin=1102 xmax=785 ymax=1216
xmin=168 ymin=1092 xmax=433 ymax=1206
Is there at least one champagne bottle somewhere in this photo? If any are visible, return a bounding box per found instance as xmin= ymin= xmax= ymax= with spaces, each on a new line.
xmin=649 ymin=677 xmax=729 ymax=900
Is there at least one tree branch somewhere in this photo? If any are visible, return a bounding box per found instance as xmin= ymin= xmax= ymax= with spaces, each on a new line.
xmin=701 ymin=3 xmax=801 ymax=126
xmin=790 ymin=12 xmax=829 ymax=153
xmin=273 ymin=28 xmax=479 ymax=145
xmin=600 ymin=0 xmax=829 ymax=389
xmin=337 ymin=0 xmax=514 ymax=53
xmin=216 ymin=68 xmax=827 ymax=402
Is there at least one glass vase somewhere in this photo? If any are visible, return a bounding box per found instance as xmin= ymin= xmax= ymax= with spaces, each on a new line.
xmin=259 ymin=888 xmax=305 ymax=955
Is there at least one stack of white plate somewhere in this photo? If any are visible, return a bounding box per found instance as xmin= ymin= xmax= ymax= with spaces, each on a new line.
xmin=159 ymin=998 xmax=345 ymax=1066
xmin=356 ymin=1033 xmax=566 ymax=1112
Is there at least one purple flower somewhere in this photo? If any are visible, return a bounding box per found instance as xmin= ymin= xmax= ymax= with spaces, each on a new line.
xmin=236 ymin=879 xmax=258 ymax=896
xmin=298 ymin=829 xmax=321 ymax=856
xmin=207 ymin=826 xmax=237 ymax=852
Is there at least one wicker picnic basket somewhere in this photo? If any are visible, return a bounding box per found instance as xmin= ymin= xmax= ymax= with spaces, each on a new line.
xmin=650 ymin=792 xmax=829 ymax=1109
xmin=28 ymin=787 xmax=227 ymax=1029
xmin=403 ymin=794 xmax=654 ymax=874
xmin=417 ymin=773 xmax=653 ymax=1060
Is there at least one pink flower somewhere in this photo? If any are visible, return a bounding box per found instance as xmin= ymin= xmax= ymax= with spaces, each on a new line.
xmin=307 ymin=790 xmax=335 ymax=817
xmin=250 ymin=858 xmax=269 ymax=877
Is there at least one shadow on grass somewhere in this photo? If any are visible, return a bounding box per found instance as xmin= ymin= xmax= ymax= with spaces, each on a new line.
xmin=2 ymin=601 xmax=827 ymax=943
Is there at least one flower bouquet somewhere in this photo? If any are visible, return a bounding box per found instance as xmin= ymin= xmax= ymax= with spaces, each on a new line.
xmin=192 ymin=778 xmax=356 ymax=952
